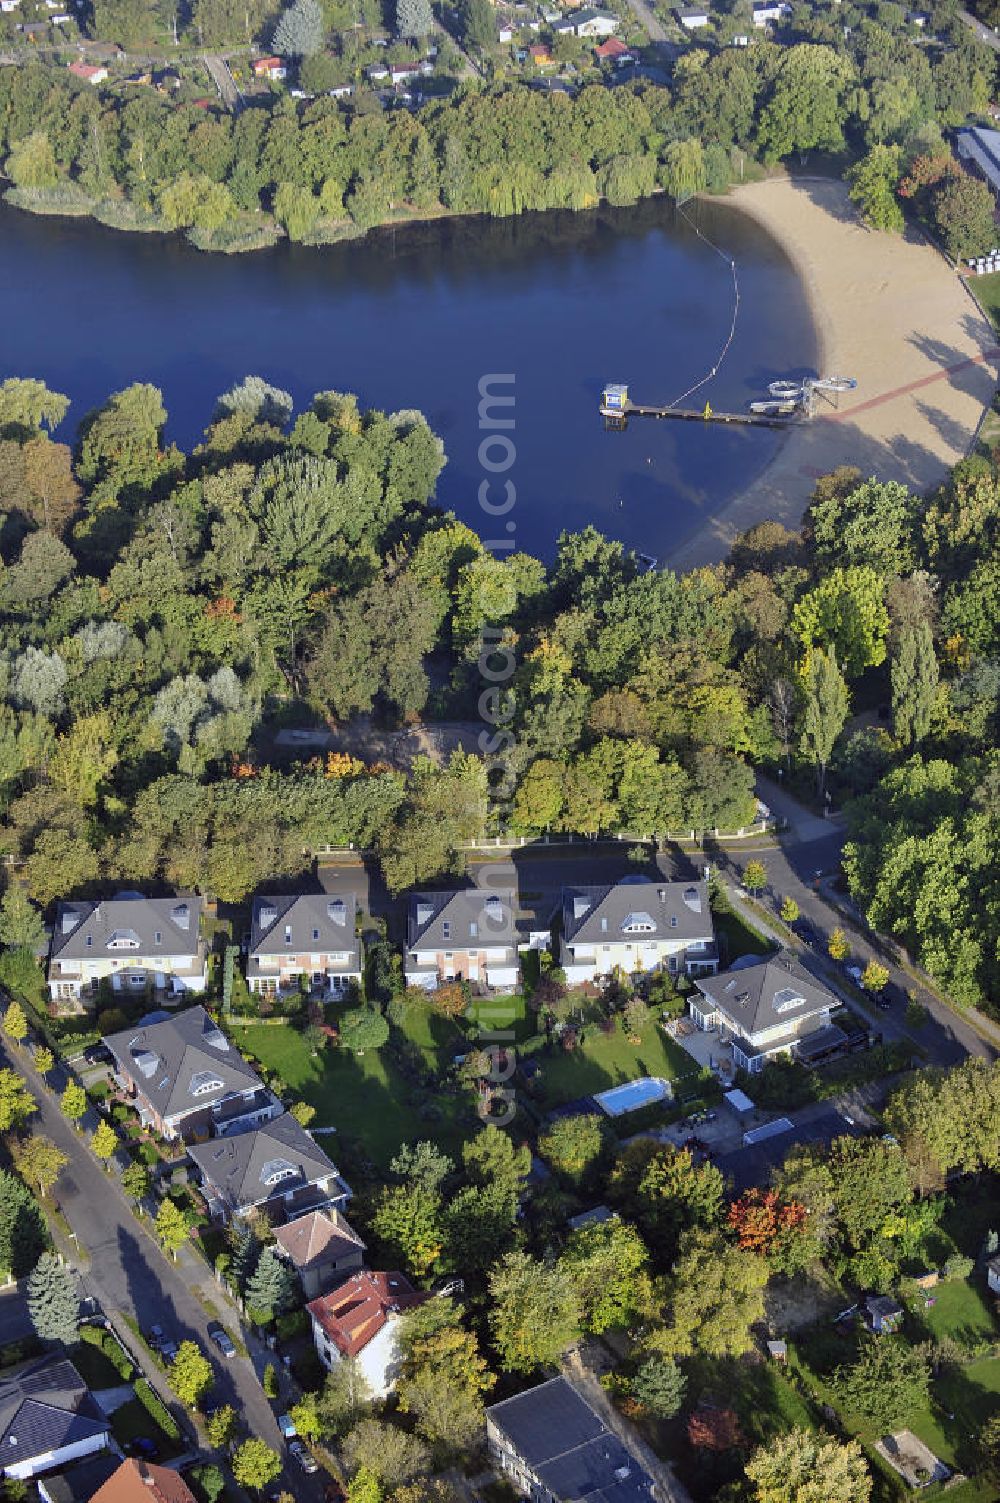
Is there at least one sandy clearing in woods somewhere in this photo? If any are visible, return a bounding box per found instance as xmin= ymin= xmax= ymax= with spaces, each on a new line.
xmin=668 ymin=175 xmax=1000 ymax=570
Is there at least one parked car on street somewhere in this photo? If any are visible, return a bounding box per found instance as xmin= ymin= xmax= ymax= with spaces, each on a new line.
xmin=290 ymin=1439 xmax=318 ymax=1473
xmin=278 ymin=1414 xmax=297 ymax=1438
xmin=209 ymin=1325 xmax=236 ymax=1358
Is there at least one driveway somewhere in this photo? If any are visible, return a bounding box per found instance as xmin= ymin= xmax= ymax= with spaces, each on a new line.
xmin=0 ymin=1040 xmax=326 ymax=1502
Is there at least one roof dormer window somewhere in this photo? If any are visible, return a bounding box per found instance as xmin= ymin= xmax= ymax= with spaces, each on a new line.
xmin=284 ymin=926 xmax=292 ymax=946
xmin=107 ymin=929 xmax=141 ymax=950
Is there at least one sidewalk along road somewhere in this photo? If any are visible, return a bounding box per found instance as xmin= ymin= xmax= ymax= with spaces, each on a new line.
xmin=0 ymin=1038 xmax=329 ymax=1503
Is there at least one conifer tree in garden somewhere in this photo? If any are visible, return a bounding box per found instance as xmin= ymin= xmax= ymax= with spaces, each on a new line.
xmin=27 ymin=1252 xmax=79 ymax=1344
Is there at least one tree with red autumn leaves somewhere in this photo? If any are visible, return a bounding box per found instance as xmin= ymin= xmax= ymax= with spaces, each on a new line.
xmin=687 ymin=1406 xmax=744 ymax=1452
xmin=728 ymin=1187 xmax=807 ymax=1257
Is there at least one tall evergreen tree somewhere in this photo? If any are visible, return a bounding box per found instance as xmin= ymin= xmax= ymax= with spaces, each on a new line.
xmin=272 ymin=0 xmax=324 ymax=56
xmin=800 ymin=646 xmax=849 ymax=799
xmin=245 ymin=1246 xmax=298 ymax=1318
xmin=26 ymin=1252 xmax=79 ymax=1345
xmin=891 ymin=622 xmax=938 ymax=746
xmin=396 ymin=0 xmax=432 ymax=36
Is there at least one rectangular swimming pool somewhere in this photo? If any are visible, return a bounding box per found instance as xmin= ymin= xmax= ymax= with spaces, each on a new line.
xmin=594 ymin=1077 xmax=672 ymax=1117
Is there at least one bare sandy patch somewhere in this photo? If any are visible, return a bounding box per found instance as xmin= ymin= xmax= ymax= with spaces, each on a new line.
xmin=669 ymin=175 xmax=1000 ymax=570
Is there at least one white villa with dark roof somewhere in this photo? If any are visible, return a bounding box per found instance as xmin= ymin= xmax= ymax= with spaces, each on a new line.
xmin=404 ymin=889 xmax=519 ymax=993
xmin=559 ymin=878 xmax=717 ymax=986
xmin=187 ymin=1112 xmax=350 ymax=1223
xmin=689 ymin=953 xmax=842 ymax=1073
xmin=247 ymin=894 xmax=362 ymax=998
xmin=104 ymin=1005 xmax=281 ymax=1142
xmin=48 ymin=893 xmax=207 ymax=1006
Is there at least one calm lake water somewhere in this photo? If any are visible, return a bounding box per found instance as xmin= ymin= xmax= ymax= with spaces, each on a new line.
xmin=0 ymin=195 xmax=816 ymax=562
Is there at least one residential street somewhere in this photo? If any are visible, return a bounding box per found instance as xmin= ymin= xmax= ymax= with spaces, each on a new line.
xmin=704 ymin=776 xmax=998 ymax=1068
xmin=0 ymin=1039 xmax=327 ymax=1503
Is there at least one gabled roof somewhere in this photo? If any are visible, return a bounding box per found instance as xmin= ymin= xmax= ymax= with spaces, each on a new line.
xmin=562 ymin=878 xmax=713 ymax=947
xmin=273 ymin=1207 xmax=366 ymax=1273
xmin=694 ymin=953 xmax=836 ymax=1038
xmin=487 ymin=1376 xmax=655 ymax=1503
xmin=307 ymin=1271 xmax=427 ymax=1357
xmin=51 ymin=893 xmax=202 ymax=963
xmin=407 ymin=889 xmax=516 ymax=952
xmin=595 ymin=36 xmax=631 ymax=55
xmin=188 ymin=1113 xmax=338 ymax=1210
xmin=90 ymin=1459 xmax=198 ymax=1503
xmin=249 ymin=894 xmax=359 ymax=960
xmin=0 ymin=1356 xmax=109 ymax=1473
xmin=104 ymin=1006 xmax=263 ymax=1122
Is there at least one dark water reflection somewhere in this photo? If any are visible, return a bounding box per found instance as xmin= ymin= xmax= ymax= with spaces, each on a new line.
xmin=0 ymin=194 xmax=816 ymax=561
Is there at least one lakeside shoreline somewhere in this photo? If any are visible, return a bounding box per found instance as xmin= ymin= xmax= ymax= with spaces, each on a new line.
xmin=668 ymin=175 xmax=1000 ymax=570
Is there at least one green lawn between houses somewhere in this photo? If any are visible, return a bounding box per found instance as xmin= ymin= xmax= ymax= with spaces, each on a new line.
xmin=229 ymin=1017 xmax=471 ymax=1169
xmin=230 ymin=903 xmax=765 ymax=1162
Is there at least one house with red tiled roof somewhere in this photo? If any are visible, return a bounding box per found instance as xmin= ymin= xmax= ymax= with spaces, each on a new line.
xmin=89 ymin=1459 xmax=197 ymax=1503
xmin=67 ymin=61 xmax=107 ymax=83
xmin=307 ymin=1271 xmax=428 ymax=1396
xmin=252 ymin=55 xmax=286 ymax=78
xmin=594 ymin=35 xmax=633 ymax=61
xmin=273 ymin=1207 xmax=366 ymax=1299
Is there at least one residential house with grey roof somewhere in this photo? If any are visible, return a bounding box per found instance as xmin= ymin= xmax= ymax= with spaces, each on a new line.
xmin=48 ymin=893 xmax=207 ymax=1008
xmin=187 ymin=1112 xmax=350 ymax=1223
xmin=690 ymin=953 xmax=842 ymax=1074
xmin=105 ymin=1005 xmax=281 ymax=1143
xmin=486 ymin=1375 xmax=655 ymax=1503
xmin=0 ymin=1356 xmax=111 ymax=1482
xmin=559 ymin=878 xmax=717 ymax=986
xmin=404 ymin=889 xmax=519 ymax=993
xmin=247 ymin=894 xmax=361 ymax=998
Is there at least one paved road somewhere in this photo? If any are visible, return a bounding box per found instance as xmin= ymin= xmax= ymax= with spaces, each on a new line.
xmin=960 ymin=8 xmax=1000 ymax=49
xmin=621 ymin=0 xmax=668 ymax=41
xmin=703 ymin=776 xmax=997 ymax=1069
xmin=0 ymin=1040 xmax=325 ymax=1502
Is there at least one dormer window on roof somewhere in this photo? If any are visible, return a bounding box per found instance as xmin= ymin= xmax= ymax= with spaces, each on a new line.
xmin=130 ymin=1046 xmax=159 ymax=1079
xmin=107 ymin=929 xmax=141 ymax=950
xmin=621 ymin=913 xmax=655 ymax=933
xmin=284 ymin=925 xmax=292 ymax=946
xmin=189 ymin=1071 xmax=225 ymax=1097
xmin=773 ymin=987 xmax=806 ymax=1013
xmin=261 ymin=1158 xmax=300 ymax=1187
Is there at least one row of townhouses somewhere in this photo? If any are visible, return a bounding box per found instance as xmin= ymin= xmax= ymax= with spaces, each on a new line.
xmin=47 ymin=879 xmax=719 ymax=1005
xmin=51 ymin=879 xmax=841 ymax=1077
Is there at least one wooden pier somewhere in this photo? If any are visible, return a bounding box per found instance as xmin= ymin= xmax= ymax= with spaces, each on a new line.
xmin=600 ymin=399 xmax=798 ymax=430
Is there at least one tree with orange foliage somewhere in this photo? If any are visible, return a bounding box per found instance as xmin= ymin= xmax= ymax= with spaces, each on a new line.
xmin=686 ymin=1407 xmax=743 ymax=1452
xmin=728 ymin=1187 xmax=811 ymax=1272
xmin=433 ymin=981 xmax=469 ymax=1019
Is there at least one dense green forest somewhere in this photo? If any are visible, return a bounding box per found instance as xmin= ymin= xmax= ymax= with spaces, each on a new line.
xmin=0 ymin=0 xmax=994 ymax=249
xmin=0 ymin=373 xmax=996 ymax=1009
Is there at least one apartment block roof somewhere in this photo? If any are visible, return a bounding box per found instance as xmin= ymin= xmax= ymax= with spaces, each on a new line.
xmin=487 ymin=1376 xmax=655 ymax=1503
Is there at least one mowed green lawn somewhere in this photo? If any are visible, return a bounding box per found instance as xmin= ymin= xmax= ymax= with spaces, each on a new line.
xmin=530 ymin=1013 xmax=705 ymax=1107
xmin=912 ymin=1277 xmax=997 ymax=1351
xmin=229 ymin=1020 xmax=470 ymax=1168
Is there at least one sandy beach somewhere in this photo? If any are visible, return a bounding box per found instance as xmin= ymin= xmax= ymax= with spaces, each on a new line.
xmin=670 ymin=175 xmax=1000 ymax=569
